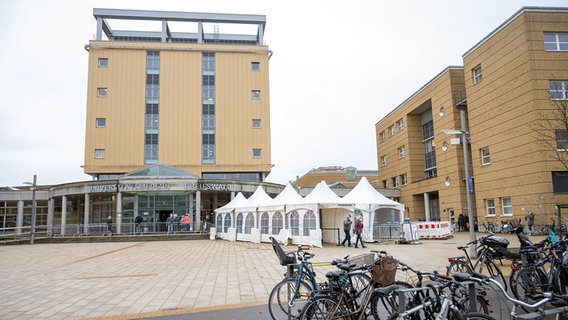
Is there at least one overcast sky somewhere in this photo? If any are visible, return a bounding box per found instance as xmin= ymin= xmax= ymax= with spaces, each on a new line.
xmin=1 ymin=0 xmax=566 ymax=187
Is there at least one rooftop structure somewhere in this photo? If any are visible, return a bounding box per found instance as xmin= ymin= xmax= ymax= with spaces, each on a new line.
xmin=93 ymin=8 xmax=266 ymax=45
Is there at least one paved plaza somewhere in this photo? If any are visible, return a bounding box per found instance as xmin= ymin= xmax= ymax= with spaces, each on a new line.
xmin=0 ymin=231 xmax=543 ymax=319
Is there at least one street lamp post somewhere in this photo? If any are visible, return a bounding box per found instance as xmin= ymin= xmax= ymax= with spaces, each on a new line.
xmin=443 ymin=107 xmax=476 ymax=258
xmin=24 ymin=175 xmax=37 ymax=245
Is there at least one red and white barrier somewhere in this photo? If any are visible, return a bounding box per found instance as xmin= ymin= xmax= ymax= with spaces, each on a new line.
xmin=416 ymin=221 xmax=452 ymax=239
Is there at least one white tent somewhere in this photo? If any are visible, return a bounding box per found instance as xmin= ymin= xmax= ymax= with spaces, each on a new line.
xmin=214 ymin=179 xmax=405 ymax=246
xmin=342 ymin=177 xmax=405 ymax=242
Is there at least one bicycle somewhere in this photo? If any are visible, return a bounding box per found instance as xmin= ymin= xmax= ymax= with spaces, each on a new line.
xmin=299 ymin=253 xmax=400 ymax=320
xmin=459 ymin=272 xmax=568 ymax=320
xmin=511 ymin=236 xmax=568 ymax=309
xmin=446 ymin=234 xmax=509 ymax=291
xmin=268 ymin=237 xmax=372 ymax=320
xmin=387 ymin=271 xmax=491 ymax=320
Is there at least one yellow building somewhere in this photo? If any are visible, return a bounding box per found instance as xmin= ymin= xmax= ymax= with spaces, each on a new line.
xmin=84 ymin=8 xmax=272 ymax=180
xmin=0 ymin=9 xmax=282 ymax=237
xmin=376 ymin=7 xmax=568 ymax=228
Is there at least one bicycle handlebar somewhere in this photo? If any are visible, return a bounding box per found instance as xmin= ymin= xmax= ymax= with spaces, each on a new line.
xmin=463 ymin=272 xmax=556 ymax=309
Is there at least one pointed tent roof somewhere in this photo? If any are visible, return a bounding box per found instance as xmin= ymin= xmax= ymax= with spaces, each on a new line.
xmin=120 ymin=163 xmax=200 ymax=179
xmin=342 ymin=177 xmax=404 ymax=211
xmin=304 ymin=181 xmax=343 ymax=206
xmin=238 ymin=186 xmax=274 ymax=211
xmin=214 ymin=192 xmax=248 ymax=214
xmin=272 ymin=183 xmax=305 ymax=205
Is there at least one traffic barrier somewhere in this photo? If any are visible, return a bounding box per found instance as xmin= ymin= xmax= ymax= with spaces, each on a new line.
xmin=416 ymin=221 xmax=452 ymax=239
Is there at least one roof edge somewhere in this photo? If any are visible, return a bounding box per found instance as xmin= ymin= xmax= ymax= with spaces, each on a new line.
xmin=375 ymin=66 xmax=464 ymax=127
xmin=462 ymin=6 xmax=568 ymax=59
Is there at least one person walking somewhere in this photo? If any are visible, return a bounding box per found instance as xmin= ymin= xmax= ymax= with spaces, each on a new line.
xmin=525 ymin=210 xmax=535 ymax=232
xmin=134 ymin=214 xmax=143 ymax=234
xmin=166 ymin=213 xmax=174 ymax=235
xmin=107 ymin=215 xmax=113 ymax=235
xmin=341 ymin=215 xmax=352 ymax=247
xmin=354 ymin=216 xmax=366 ymax=248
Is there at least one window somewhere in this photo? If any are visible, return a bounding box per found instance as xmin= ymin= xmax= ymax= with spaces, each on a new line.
xmin=473 ymin=65 xmax=482 ymax=84
xmin=481 ymin=147 xmax=490 ymax=165
xmin=550 ymin=81 xmax=568 ymax=100
xmin=223 ymin=214 xmax=231 ymax=232
xmin=382 ymin=180 xmax=388 ymax=188
xmin=303 ymin=211 xmax=316 ymax=236
xmin=389 ymin=125 xmax=395 ymax=137
xmin=544 ymin=32 xmax=568 ymax=51
xmin=501 ymin=197 xmax=512 ymax=216
xmin=486 ymin=199 xmax=495 ymax=216
xmin=236 ymin=213 xmax=243 ymax=233
xmin=290 ymin=211 xmax=299 ymax=236
xmin=556 ymin=130 xmax=568 ymax=150
xmin=94 ymin=149 xmax=105 ymax=159
xmin=398 ymin=146 xmax=406 ymax=158
xmin=400 ymin=173 xmax=408 ymax=186
xmin=379 ymin=131 xmax=386 ymax=142
xmin=253 ymin=148 xmax=262 ymax=158
xmin=97 ymin=88 xmax=107 ymax=97
xmin=251 ymin=90 xmax=261 ymax=100
xmin=98 ymin=58 xmax=108 ymax=67
xmin=381 ymin=155 xmax=387 ymax=166
xmin=96 ymin=118 xmax=106 ymax=128
xmin=392 ymin=177 xmax=398 ymax=188
xmin=397 ymin=119 xmax=404 ymax=131
xmin=252 ymin=119 xmax=261 ymax=128
xmin=244 ymin=213 xmax=254 ymax=234
xmin=251 ymin=62 xmax=260 ymax=70
xmin=272 ymin=212 xmax=283 ymax=235
xmin=260 ymin=212 xmax=269 ymax=234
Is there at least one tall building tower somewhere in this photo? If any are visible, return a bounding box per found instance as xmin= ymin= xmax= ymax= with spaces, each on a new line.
xmin=84 ymin=8 xmax=272 ymax=182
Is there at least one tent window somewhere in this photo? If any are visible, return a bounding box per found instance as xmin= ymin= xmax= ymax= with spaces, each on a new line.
xmin=261 ymin=212 xmax=269 ymax=234
xmin=290 ymin=211 xmax=300 ymax=236
xmin=223 ymin=214 xmax=231 ymax=233
xmin=236 ymin=213 xmax=243 ymax=233
xmin=216 ymin=214 xmax=222 ymax=231
xmin=272 ymin=212 xmax=283 ymax=235
xmin=303 ymin=211 xmax=316 ymax=236
xmin=245 ymin=213 xmax=254 ymax=234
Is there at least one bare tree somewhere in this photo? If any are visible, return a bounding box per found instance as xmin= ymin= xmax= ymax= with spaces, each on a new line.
xmin=534 ymin=80 xmax=568 ymax=171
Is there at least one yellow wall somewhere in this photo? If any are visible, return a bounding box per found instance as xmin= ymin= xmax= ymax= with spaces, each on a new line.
xmin=84 ymin=41 xmax=272 ymax=177
xmin=376 ymin=9 xmax=568 ymax=224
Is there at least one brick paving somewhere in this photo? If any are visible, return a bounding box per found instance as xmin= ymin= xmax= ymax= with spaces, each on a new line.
xmin=0 ymin=231 xmax=544 ymax=319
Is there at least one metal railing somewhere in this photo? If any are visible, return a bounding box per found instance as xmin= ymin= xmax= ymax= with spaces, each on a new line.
xmin=374 ymin=224 xmax=402 ymax=241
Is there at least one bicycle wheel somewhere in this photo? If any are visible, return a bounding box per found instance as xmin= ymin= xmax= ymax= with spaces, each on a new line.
xmin=478 ymin=258 xmax=507 ymax=292
xmin=554 ymin=265 xmax=568 ymax=294
xmin=446 ymin=259 xmax=471 ymax=277
xmin=459 ymin=295 xmax=490 ymax=315
xmin=478 ymin=224 xmax=487 ymax=233
xmin=510 ymin=268 xmax=546 ymax=312
xmin=370 ymin=281 xmax=414 ymax=319
xmin=269 ymin=278 xmax=313 ymax=320
xmin=299 ymin=295 xmax=350 ymax=320
xmin=346 ymin=272 xmax=372 ymax=317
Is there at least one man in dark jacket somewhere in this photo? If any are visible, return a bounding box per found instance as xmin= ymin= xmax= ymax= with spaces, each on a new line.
xmin=341 ymin=215 xmax=352 ymax=247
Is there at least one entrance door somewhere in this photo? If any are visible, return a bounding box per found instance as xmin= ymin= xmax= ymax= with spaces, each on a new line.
xmin=158 ymin=211 xmax=170 ymax=232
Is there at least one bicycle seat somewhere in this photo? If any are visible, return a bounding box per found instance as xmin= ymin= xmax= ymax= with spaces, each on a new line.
xmin=325 ymin=270 xmax=344 ymax=280
xmin=336 ymin=263 xmax=357 ymax=271
xmin=374 ymin=284 xmax=399 ymax=295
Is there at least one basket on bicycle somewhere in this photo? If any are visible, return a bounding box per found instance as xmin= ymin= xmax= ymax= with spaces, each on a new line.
xmin=371 ymin=256 xmax=398 ymax=286
xmin=346 ymin=253 xmax=375 ymax=268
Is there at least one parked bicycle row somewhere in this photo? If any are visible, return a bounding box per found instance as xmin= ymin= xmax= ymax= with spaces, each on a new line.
xmin=267 ymin=227 xmax=568 ymax=320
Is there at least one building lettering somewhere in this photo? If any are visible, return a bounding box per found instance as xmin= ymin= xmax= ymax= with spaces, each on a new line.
xmin=185 ymin=183 xmax=237 ymax=191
